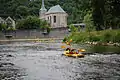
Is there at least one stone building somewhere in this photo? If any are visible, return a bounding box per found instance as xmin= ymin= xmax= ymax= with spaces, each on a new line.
xmin=0 ymin=16 xmax=15 ymax=29
xmin=39 ymin=0 xmax=68 ymax=28
xmin=5 ymin=16 xmax=16 ymax=29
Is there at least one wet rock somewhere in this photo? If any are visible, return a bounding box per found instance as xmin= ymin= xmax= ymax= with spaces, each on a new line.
xmin=0 ymin=50 xmax=16 ymax=53
xmin=0 ymin=55 xmax=3 ymax=58
xmin=0 ymin=63 xmax=14 ymax=67
xmin=6 ymin=54 xmax=14 ymax=57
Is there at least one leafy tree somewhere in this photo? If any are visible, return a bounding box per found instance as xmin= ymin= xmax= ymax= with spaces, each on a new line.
xmin=91 ymin=0 xmax=105 ymax=30
xmin=83 ymin=12 xmax=95 ymax=41
xmin=16 ymin=16 xmax=50 ymax=32
xmin=16 ymin=6 xmax=29 ymax=19
xmin=16 ymin=16 xmax=41 ymax=29
xmin=0 ymin=23 xmax=7 ymax=31
xmin=83 ymin=12 xmax=95 ymax=32
xmin=69 ymin=24 xmax=78 ymax=33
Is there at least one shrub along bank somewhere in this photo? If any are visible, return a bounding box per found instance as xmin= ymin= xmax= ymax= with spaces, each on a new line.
xmin=65 ymin=29 xmax=120 ymax=46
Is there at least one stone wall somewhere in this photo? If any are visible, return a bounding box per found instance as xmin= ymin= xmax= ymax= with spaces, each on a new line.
xmin=2 ymin=28 xmax=69 ymax=39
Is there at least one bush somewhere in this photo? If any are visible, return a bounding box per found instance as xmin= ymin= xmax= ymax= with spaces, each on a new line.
xmin=68 ymin=24 xmax=78 ymax=33
xmin=83 ymin=12 xmax=95 ymax=32
xmin=112 ymin=31 xmax=120 ymax=43
xmin=89 ymin=35 xmax=101 ymax=42
xmin=17 ymin=16 xmax=45 ymax=29
xmin=102 ymin=31 xmax=112 ymax=42
xmin=66 ymin=29 xmax=120 ymax=43
xmin=0 ymin=23 xmax=7 ymax=31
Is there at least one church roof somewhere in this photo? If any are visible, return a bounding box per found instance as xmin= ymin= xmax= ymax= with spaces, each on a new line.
xmin=46 ymin=5 xmax=66 ymax=14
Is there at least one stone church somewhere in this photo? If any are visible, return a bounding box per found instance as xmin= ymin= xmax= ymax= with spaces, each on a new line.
xmin=39 ymin=0 xmax=68 ymax=28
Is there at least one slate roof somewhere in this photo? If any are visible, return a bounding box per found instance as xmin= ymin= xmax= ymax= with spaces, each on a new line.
xmin=46 ymin=5 xmax=66 ymax=14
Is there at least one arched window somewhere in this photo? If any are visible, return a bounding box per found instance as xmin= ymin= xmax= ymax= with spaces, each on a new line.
xmin=54 ymin=16 xmax=56 ymax=23
xmin=50 ymin=16 xmax=51 ymax=23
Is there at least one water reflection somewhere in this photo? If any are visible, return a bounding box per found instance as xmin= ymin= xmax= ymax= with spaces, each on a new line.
xmin=89 ymin=45 xmax=120 ymax=54
xmin=75 ymin=44 xmax=120 ymax=53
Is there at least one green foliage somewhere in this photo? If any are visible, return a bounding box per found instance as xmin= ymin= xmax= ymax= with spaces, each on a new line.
xmin=0 ymin=0 xmax=120 ymax=30
xmin=112 ymin=31 xmax=120 ymax=43
xmin=16 ymin=16 xmax=41 ymax=29
xmin=16 ymin=6 xmax=29 ymax=19
xmin=16 ymin=16 xmax=51 ymax=32
xmin=0 ymin=23 xmax=7 ymax=31
xmin=67 ymin=32 xmax=89 ymax=43
xmin=63 ymin=37 xmax=67 ymax=42
xmin=46 ymin=27 xmax=51 ymax=33
xmin=69 ymin=24 xmax=78 ymax=33
xmin=7 ymin=27 xmax=16 ymax=31
xmin=0 ymin=0 xmax=90 ymax=24
xmin=40 ymin=20 xmax=51 ymax=33
xmin=89 ymin=35 xmax=101 ymax=42
xmin=83 ymin=12 xmax=95 ymax=32
xmin=67 ymin=30 xmax=120 ymax=43
xmin=102 ymin=31 xmax=112 ymax=42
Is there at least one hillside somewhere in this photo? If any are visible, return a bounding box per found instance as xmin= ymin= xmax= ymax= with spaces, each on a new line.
xmin=0 ymin=0 xmax=120 ymax=30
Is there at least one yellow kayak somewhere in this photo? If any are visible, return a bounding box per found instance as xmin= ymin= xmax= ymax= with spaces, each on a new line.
xmin=63 ymin=51 xmax=85 ymax=58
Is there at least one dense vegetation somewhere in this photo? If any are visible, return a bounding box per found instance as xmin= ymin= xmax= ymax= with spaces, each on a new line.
xmin=66 ymin=30 xmax=120 ymax=44
xmin=0 ymin=0 xmax=120 ymax=30
xmin=16 ymin=16 xmax=51 ymax=33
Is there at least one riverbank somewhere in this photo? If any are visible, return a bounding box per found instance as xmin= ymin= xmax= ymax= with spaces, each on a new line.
xmin=65 ymin=29 xmax=120 ymax=46
xmin=0 ymin=38 xmax=63 ymax=43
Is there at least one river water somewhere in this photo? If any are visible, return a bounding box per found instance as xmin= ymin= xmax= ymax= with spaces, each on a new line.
xmin=0 ymin=42 xmax=120 ymax=80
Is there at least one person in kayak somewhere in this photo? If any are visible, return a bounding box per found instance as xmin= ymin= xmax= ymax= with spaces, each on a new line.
xmin=69 ymin=49 xmax=75 ymax=54
xmin=65 ymin=48 xmax=70 ymax=54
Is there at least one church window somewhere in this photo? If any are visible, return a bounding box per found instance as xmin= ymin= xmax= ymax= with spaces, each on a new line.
xmin=48 ymin=17 xmax=49 ymax=20
xmin=50 ymin=16 xmax=51 ymax=23
xmin=54 ymin=16 xmax=56 ymax=23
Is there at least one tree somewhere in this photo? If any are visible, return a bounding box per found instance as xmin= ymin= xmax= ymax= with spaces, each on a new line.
xmin=16 ymin=16 xmax=51 ymax=32
xmin=69 ymin=24 xmax=78 ymax=33
xmin=91 ymin=0 xmax=105 ymax=30
xmin=83 ymin=12 xmax=95 ymax=32
xmin=83 ymin=12 xmax=95 ymax=41
xmin=0 ymin=23 xmax=7 ymax=31
xmin=16 ymin=16 xmax=41 ymax=29
xmin=16 ymin=6 xmax=29 ymax=19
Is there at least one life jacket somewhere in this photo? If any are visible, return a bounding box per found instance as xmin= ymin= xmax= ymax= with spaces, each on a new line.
xmin=69 ymin=51 xmax=74 ymax=54
xmin=65 ymin=50 xmax=70 ymax=54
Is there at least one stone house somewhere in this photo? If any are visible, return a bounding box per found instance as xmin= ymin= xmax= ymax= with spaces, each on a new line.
xmin=39 ymin=0 xmax=68 ymax=28
xmin=0 ymin=16 xmax=15 ymax=29
xmin=5 ymin=16 xmax=15 ymax=29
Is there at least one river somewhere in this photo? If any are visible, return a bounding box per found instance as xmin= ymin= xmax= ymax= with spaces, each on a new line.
xmin=0 ymin=42 xmax=120 ymax=80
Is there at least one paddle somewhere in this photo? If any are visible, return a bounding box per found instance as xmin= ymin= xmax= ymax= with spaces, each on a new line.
xmin=78 ymin=49 xmax=86 ymax=52
xmin=61 ymin=45 xmax=66 ymax=49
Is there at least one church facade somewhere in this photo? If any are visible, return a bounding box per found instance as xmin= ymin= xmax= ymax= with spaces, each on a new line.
xmin=39 ymin=0 xmax=68 ymax=28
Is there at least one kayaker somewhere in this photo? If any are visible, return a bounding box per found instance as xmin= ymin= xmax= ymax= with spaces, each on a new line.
xmin=69 ymin=49 xmax=75 ymax=54
xmin=65 ymin=48 xmax=70 ymax=54
xmin=75 ymin=50 xmax=79 ymax=54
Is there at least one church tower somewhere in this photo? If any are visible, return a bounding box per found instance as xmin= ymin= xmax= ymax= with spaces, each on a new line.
xmin=39 ymin=0 xmax=47 ymax=20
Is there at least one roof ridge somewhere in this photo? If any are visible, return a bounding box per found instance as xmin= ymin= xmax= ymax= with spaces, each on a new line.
xmin=46 ymin=5 xmax=66 ymax=14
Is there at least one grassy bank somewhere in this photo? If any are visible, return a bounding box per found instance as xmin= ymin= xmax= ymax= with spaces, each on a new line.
xmin=65 ymin=30 xmax=120 ymax=45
